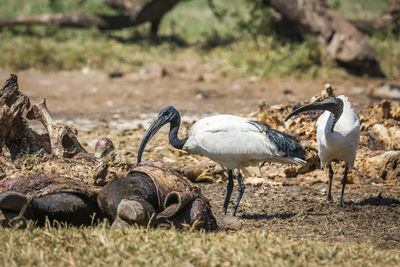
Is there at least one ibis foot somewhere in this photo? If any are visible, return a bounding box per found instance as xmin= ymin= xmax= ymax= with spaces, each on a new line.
xmin=337 ymin=165 xmax=348 ymax=208
xmin=326 ymin=164 xmax=333 ymax=202
xmin=230 ymin=173 xmax=244 ymax=217
xmin=222 ymin=170 xmax=234 ymax=216
xmin=230 ymin=209 xmax=237 ymax=217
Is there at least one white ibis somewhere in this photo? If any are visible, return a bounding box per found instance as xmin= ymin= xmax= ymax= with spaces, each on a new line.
xmin=285 ymin=95 xmax=360 ymax=207
xmin=137 ymin=106 xmax=306 ymax=216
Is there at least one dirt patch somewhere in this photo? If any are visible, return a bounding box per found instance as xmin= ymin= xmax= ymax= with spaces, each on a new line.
xmin=204 ymin=182 xmax=400 ymax=249
xmin=0 ymin=68 xmax=389 ymax=117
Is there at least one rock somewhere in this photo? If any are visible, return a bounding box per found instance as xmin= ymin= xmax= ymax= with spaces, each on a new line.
xmin=149 ymin=64 xmax=167 ymax=78
xmin=81 ymin=67 xmax=90 ymax=74
xmin=244 ymin=177 xmax=265 ymax=186
xmin=368 ymin=83 xmax=400 ymax=100
xmin=370 ymin=124 xmax=400 ymax=150
xmin=182 ymin=166 xmax=206 ymax=182
xmin=378 ymin=152 xmax=400 ymax=181
xmin=356 ymin=150 xmax=400 ymax=182
xmin=359 ymin=100 xmax=400 ymax=150
xmin=218 ymin=215 xmax=242 ymax=230
xmin=111 ymin=217 xmax=131 ymax=229
xmin=108 ymin=71 xmax=124 ymax=78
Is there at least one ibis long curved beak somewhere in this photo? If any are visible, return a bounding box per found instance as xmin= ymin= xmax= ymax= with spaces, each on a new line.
xmin=285 ymin=97 xmax=341 ymax=122
xmin=137 ymin=117 xmax=169 ymax=163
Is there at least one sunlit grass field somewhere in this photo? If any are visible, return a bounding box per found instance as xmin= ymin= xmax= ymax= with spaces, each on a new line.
xmin=0 ymin=0 xmax=399 ymax=78
xmin=0 ymin=223 xmax=399 ymax=266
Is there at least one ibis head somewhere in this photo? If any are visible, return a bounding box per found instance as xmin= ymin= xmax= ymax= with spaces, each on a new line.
xmin=137 ymin=106 xmax=187 ymax=163
xmin=285 ymin=97 xmax=344 ymax=128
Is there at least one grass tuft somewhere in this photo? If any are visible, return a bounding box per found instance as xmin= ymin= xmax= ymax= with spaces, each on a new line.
xmin=0 ymin=224 xmax=399 ymax=266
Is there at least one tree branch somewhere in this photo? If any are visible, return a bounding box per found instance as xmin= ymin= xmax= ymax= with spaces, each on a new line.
xmin=0 ymin=0 xmax=182 ymax=34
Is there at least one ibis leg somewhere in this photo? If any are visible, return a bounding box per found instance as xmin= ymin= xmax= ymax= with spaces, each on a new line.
xmin=326 ymin=163 xmax=333 ymax=201
xmin=231 ymin=173 xmax=245 ymax=216
xmin=221 ymin=170 xmax=234 ymax=215
xmin=338 ymin=166 xmax=348 ymax=207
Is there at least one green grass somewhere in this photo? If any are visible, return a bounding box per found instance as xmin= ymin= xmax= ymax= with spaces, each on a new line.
xmin=0 ymin=223 xmax=399 ymax=266
xmin=0 ymin=0 xmax=399 ymax=78
xmin=327 ymin=0 xmax=387 ymax=19
xmin=0 ymin=0 xmax=117 ymax=16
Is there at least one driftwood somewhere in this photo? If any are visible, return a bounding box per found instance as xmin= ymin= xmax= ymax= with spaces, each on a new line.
xmin=264 ymin=0 xmax=380 ymax=74
xmin=0 ymin=0 xmax=182 ymax=35
xmin=350 ymin=0 xmax=400 ymax=35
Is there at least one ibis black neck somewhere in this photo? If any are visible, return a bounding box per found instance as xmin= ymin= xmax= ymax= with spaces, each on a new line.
xmin=169 ymin=112 xmax=188 ymax=150
xmin=325 ymin=98 xmax=343 ymax=132
xmin=137 ymin=106 xmax=188 ymax=163
xmin=330 ymin=106 xmax=343 ymax=132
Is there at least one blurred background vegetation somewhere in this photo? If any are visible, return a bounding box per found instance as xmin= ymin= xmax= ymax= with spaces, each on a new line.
xmin=0 ymin=0 xmax=398 ymax=79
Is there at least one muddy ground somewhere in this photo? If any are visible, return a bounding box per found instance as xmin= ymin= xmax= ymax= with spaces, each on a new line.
xmin=0 ymin=68 xmax=399 ymax=249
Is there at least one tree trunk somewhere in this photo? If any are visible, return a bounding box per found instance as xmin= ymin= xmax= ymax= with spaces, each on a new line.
xmin=0 ymin=0 xmax=182 ymax=35
xmin=349 ymin=0 xmax=400 ymax=35
xmin=264 ymin=0 xmax=383 ymax=76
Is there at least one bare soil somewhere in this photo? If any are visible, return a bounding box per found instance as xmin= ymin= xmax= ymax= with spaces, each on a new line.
xmin=1 ymin=67 xmax=399 ymax=249
xmin=0 ymin=68 xmax=383 ymax=117
xmin=206 ymin=183 xmax=400 ymax=249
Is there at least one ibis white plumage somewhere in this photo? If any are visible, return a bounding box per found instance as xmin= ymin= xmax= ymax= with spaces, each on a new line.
xmin=285 ymin=95 xmax=360 ymax=207
xmin=137 ymin=106 xmax=306 ymax=216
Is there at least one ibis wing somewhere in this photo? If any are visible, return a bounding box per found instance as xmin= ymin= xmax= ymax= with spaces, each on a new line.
xmin=189 ymin=115 xmax=263 ymax=135
xmin=187 ymin=129 xmax=280 ymax=163
xmin=248 ymin=120 xmax=306 ymax=161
